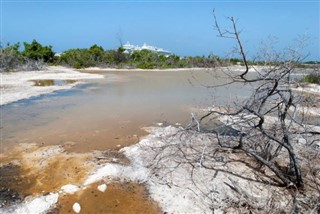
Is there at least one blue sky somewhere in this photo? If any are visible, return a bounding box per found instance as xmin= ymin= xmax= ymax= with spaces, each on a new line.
xmin=1 ymin=0 xmax=319 ymax=60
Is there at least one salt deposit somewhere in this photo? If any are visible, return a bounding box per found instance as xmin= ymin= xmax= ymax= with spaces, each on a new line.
xmin=97 ymin=184 xmax=107 ymax=192
xmin=60 ymin=184 xmax=81 ymax=194
xmin=72 ymin=202 xmax=81 ymax=213
xmin=0 ymin=193 xmax=59 ymax=214
xmin=0 ymin=66 xmax=103 ymax=106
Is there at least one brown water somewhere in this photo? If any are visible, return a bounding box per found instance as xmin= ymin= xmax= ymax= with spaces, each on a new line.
xmin=0 ymin=69 xmax=251 ymax=213
xmin=31 ymin=79 xmax=77 ymax=87
xmin=2 ymin=69 xmax=250 ymax=152
xmin=58 ymin=182 xmax=161 ymax=214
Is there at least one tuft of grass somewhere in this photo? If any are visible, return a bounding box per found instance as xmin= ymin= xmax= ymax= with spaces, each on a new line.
xmin=304 ymin=72 xmax=320 ymax=85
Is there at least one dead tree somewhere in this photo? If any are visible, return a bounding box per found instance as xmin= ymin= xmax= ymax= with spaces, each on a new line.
xmin=191 ymin=12 xmax=320 ymax=189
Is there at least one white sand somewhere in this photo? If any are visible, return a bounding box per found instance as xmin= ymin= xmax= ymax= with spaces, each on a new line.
xmin=80 ymin=67 xmax=214 ymax=72
xmin=83 ymin=126 xmax=293 ymax=213
xmin=1 ymin=124 xmax=317 ymax=213
xmin=293 ymin=83 xmax=320 ymax=95
xmin=0 ymin=66 xmax=104 ymax=106
xmin=60 ymin=184 xmax=81 ymax=195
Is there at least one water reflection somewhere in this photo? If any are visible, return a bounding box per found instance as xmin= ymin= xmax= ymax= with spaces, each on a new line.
xmin=2 ymin=69 xmax=251 ymax=152
xmin=31 ymin=79 xmax=77 ymax=86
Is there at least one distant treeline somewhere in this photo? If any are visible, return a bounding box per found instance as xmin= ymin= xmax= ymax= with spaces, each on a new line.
xmin=1 ymin=40 xmax=319 ymax=72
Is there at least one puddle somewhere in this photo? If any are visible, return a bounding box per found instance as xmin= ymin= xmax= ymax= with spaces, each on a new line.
xmin=0 ymin=145 xmax=158 ymax=213
xmin=0 ymin=144 xmax=94 ymax=208
xmin=58 ymin=182 xmax=160 ymax=214
xmin=31 ymin=79 xmax=77 ymax=87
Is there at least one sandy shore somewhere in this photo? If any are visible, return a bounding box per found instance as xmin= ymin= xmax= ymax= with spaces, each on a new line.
xmin=0 ymin=66 xmax=104 ymax=106
xmin=1 ymin=65 xmax=316 ymax=107
xmin=80 ymin=65 xmax=273 ymax=72
xmin=5 ymin=123 xmax=317 ymax=213
xmin=80 ymin=66 xmax=217 ymax=72
xmin=1 ymin=65 xmax=319 ymax=213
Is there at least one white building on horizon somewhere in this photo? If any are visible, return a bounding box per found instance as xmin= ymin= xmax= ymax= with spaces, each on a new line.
xmin=122 ymin=42 xmax=171 ymax=56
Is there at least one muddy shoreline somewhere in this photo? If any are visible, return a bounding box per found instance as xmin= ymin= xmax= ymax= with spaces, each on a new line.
xmin=1 ymin=65 xmax=319 ymax=213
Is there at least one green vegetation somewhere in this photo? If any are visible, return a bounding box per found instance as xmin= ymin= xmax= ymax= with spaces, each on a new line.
xmin=58 ymin=44 xmax=225 ymax=69
xmin=2 ymin=39 xmax=319 ymax=72
xmin=129 ymin=49 xmax=180 ymax=69
xmin=304 ymin=72 xmax=320 ymax=84
xmin=0 ymin=40 xmax=55 ymax=71
xmin=22 ymin=40 xmax=55 ymax=63
xmin=1 ymin=40 xmax=229 ymax=71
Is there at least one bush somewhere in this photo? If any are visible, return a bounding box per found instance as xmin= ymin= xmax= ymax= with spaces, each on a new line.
xmin=59 ymin=48 xmax=95 ymax=68
xmin=304 ymin=72 xmax=320 ymax=84
xmin=137 ymin=62 xmax=156 ymax=69
xmin=59 ymin=44 xmax=128 ymax=68
xmin=22 ymin=40 xmax=55 ymax=63
xmin=0 ymin=43 xmax=23 ymax=71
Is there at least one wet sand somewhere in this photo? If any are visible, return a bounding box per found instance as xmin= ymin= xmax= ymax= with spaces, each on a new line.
xmin=58 ymin=182 xmax=160 ymax=214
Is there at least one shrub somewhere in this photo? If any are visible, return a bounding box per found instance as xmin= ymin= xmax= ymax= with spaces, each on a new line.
xmin=59 ymin=48 xmax=95 ymax=68
xmin=0 ymin=43 xmax=23 ymax=71
xmin=22 ymin=40 xmax=55 ymax=63
xmin=304 ymin=72 xmax=320 ymax=84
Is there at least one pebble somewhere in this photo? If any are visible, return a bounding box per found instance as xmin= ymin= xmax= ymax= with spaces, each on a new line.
xmin=97 ymin=184 xmax=107 ymax=192
xmin=61 ymin=184 xmax=80 ymax=194
xmin=73 ymin=202 xmax=81 ymax=213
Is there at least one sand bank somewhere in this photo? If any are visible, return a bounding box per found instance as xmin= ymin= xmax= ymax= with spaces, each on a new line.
xmin=0 ymin=66 xmax=103 ymax=106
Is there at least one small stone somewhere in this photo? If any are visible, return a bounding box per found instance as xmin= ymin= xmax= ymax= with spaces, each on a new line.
xmin=61 ymin=184 xmax=80 ymax=194
xmin=97 ymin=184 xmax=107 ymax=192
xmin=116 ymin=144 xmax=121 ymax=147
xmin=73 ymin=202 xmax=81 ymax=213
xmin=157 ymin=123 xmax=163 ymax=126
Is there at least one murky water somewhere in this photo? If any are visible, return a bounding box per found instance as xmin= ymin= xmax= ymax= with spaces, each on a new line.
xmin=31 ymin=79 xmax=77 ymax=87
xmin=0 ymin=69 xmax=252 ymax=213
xmin=1 ymin=69 xmax=250 ymax=152
xmin=58 ymin=182 xmax=160 ymax=214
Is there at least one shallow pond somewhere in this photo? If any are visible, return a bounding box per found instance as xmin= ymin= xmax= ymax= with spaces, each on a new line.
xmin=0 ymin=69 xmax=252 ymax=213
xmin=1 ymin=69 xmax=250 ymax=152
xmin=31 ymin=79 xmax=77 ymax=87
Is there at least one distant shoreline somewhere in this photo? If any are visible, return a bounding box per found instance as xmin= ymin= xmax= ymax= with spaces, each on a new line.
xmin=1 ymin=65 xmax=317 ymax=106
xmin=79 ymin=65 xmax=316 ymax=73
xmin=0 ymin=66 xmax=104 ymax=106
xmin=79 ymin=66 xmax=216 ymax=72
